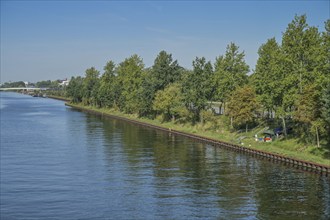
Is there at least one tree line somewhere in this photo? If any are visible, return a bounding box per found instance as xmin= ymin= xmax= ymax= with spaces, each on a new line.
xmin=65 ymin=15 xmax=329 ymax=148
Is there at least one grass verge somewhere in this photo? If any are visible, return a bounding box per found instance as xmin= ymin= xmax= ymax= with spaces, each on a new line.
xmin=67 ymin=103 xmax=330 ymax=167
xmin=47 ymin=95 xmax=71 ymax=102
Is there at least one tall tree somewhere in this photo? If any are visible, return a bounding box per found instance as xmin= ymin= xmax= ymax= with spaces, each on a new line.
xmin=277 ymin=15 xmax=326 ymax=141
xmin=151 ymin=50 xmax=182 ymax=91
xmin=318 ymin=20 xmax=330 ymax=88
xmin=227 ymin=86 xmax=260 ymax=132
xmin=67 ymin=76 xmax=84 ymax=103
xmin=321 ymin=83 xmax=330 ymax=144
xmin=182 ymin=57 xmax=213 ymax=122
xmin=281 ymin=14 xmax=323 ymax=107
xmin=82 ymin=67 xmax=100 ymax=105
xmin=98 ymin=60 xmax=116 ymax=108
xmin=294 ymin=84 xmax=324 ymax=147
xmin=213 ymin=42 xmax=249 ymax=113
xmin=136 ymin=69 xmax=156 ymax=117
xmin=116 ymin=54 xmax=145 ymax=114
xmin=251 ymin=38 xmax=284 ymax=118
xmin=133 ymin=51 xmax=183 ymax=118
xmin=153 ymin=83 xmax=184 ymax=121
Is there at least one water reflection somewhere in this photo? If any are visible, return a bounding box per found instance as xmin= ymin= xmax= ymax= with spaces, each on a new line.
xmin=90 ymin=113 xmax=330 ymax=219
xmin=1 ymin=92 xmax=328 ymax=219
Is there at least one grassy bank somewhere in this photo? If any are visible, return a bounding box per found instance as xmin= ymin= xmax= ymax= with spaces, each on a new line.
xmin=47 ymin=95 xmax=71 ymax=102
xmin=67 ymin=103 xmax=330 ymax=167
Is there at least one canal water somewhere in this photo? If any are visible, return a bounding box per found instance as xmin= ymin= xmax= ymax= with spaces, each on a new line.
xmin=1 ymin=92 xmax=329 ymax=219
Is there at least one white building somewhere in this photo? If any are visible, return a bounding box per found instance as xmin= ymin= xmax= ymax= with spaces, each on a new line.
xmin=59 ymin=79 xmax=70 ymax=86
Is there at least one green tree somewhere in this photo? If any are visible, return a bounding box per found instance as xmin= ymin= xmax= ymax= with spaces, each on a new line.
xmin=294 ymin=84 xmax=323 ymax=147
xmin=251 ymin=38 xmax=284 ymax=118
xmin=182 ymin=57 xmax=213 ymax=123
xmin=281 ymin=14 xmax=323 ymax=108
xmin=153 ymin=83 xmax=184 ymax=121
xmin=213 ymin=42 xmax=249 ymax=113
xmin=82 ymin=67 xmax=100 ymax=105
xmin=318 ymin=20 xmax=330 ymax=89
xmin=0 ymin=81 xmax=26 ymax=88
xmin=98 ymin=60 xmax=116 ymax=108
xmin=36 ymin=80 xmax=52 ymax=88
xmin=151 ymin=50 xmax=182 ymax=91
xmin=67 ymin=76 xmax=84 ymax=103
xmin=116 ymin=54 xmax=145 ymax=114
xmin=136 ymin=68 xmax=156 ymax=117
xmin=321 ymin=83 xmax=330 ymax=145
xmin=321 ymin=20 xmax=330 ymax=75
xmin=272 ymin=14 xmax=326 ymax=142
xmin=227 ymin=86 xmax=260 ymax=132
xmin=134 ymin=51 xmax=183 ymax=118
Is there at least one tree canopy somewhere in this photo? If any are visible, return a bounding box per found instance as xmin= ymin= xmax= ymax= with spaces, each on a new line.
xmin=213 ymin=42 xmax=249 ymax=112
xmin=64 ymin=14 xmax=329 ymax=148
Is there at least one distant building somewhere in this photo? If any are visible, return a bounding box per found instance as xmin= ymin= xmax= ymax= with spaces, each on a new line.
xmin=58 ymin=78 xmax=70 ymax=86
xmin=24 ymin=81 xmax=33 ymax=87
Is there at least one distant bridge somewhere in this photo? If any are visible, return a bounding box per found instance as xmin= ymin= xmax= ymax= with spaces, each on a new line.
xmin=0 ymin=87 xmax=50 ymax=91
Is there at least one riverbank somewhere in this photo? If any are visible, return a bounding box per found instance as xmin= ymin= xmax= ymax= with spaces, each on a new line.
xmin=65 ymin=102 xmax=330 ymax=173
xmin=47 ymin=95 xmax=71 ymax=102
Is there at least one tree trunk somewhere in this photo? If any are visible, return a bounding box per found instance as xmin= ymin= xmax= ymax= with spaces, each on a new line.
xmin=230 ymin=117 xmax=233 ymax=128
xmin=300 ymin=60 xmax=303 ymax=94
xmin=246 ymin=123 xmax=248 ymax=133
xmin=316 ymin=126 xmax=320 ymax=148
xmin=223 ymin=102 xmax=226 ymax=115
xmin=270 ymin=109 xmax=273 ymax=119
xmin=282 ymin=117 xmax=287 ymax=137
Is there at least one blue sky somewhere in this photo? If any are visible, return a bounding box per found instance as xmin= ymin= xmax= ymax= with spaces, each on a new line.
xmin=1 ymin=0 xmax=329 ymax=83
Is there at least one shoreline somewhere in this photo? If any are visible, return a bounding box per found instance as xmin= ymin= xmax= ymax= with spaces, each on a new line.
xmin=65 ymin=102 xmax=330 ymax=176
xmin=47 ymin=95 xmax=71 ymax=102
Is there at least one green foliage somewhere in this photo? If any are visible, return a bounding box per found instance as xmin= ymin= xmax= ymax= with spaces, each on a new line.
xmin=251 ymin=38 xmax=284 ymax=114
xmin=153 ymin=83 xmax=183 ymax=121
xmin=213 ymin=42 xmax=249 ymax=110
xmin=136 ymin=51 xmax=183 ymax=118
xmin=175 ymin=106 xmax=194 ymax=123
xmin=151 ymin=50 xmax=182 ymax=91
xmin=98 ymin=60 xmax=116 ymax=108
xmin=136 ymin=70 xmax=155 ymax=117
xmin=200 ymin=109 xmax=220 ymax=130
xmin=282 ymin=14 xmax=324 ymax=97
xmin=182 ymin=57 xmax=213 ymax=122
xmin=34 ymin=80 xmax=61 ymax=89
xmin=321 ymin=83 xmax=330 ymax=128
xmin=67 ymin=76 xmax=84 ymax=103
xmin=82 ymin=67 xmax=100 ymax=106
xmin=116 ymin=54 xmax=145 ymax=114
xmin=61 ymin=14 xmax=329 ymax=149
xmin=294 ymin=84 xmax=323 ymax=146
xmin=294 ymin=84 xmax=322 ymax=124
xmin=36 ymin=80 xmax=52 ymax=88
xmin=320 ymin=20 xmax=330 ymax=77
xmin=0 ymin=81 xmax=26 ymax=88
xmin=227 ymin=86 xmax=260 ymax=131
